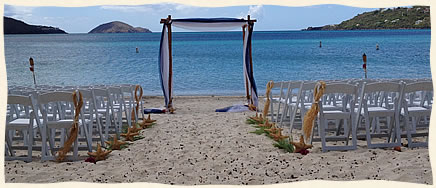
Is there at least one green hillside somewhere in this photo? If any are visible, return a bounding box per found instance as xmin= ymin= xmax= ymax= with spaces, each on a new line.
xmin=304 ymin=6 xmax=430 ymax=30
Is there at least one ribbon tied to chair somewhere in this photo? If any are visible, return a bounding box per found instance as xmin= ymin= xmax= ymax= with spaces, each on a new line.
xmin=302 ymin=81 xmax=326 ymax=143
xmin=131 ymin=85 xmax=143 ymax=124
xmin=57 ymin=91 xmax=83 ymax=162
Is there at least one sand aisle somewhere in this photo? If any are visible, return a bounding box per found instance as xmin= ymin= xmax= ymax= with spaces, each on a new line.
xmin=4 ymin=96 xmax=432 ymax=184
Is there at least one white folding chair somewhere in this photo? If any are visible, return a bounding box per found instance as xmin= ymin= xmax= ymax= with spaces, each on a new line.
xmin=92 ymin=88 xmax=122 ymax=142
xmin=79 ymin=89 xmax=105 ymax=150
xmin=400 ymin=81 xmax=432 ymax=148
xmin=355 ymin=82 xmax=403 ymax=149
xmin=5 ymin=95 xmax=37 ymax=162
xmin=35 ymin=91 xmax=89 ymax=161
xmin=120 ymin=85 xmax=136 ymax=127
xmin=278 ymin=81 xmax=303 ymax=133
xmin=316 ymin=83 xmax=359 ymax=152
xmin=267 ymin=81 xmax=289 ymax=123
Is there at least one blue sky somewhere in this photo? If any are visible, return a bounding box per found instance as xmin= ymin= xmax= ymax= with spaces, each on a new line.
xmin=4 ymin=4 xmax=378 ymax=33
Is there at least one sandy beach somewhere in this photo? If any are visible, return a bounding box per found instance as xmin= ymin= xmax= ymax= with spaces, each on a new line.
xmin=3 ymin=96 xmax=432 ymax=184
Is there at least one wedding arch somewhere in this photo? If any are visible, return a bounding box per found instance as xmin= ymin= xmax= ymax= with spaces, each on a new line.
xmin=159 ymin=15 xmax=258 ymax=111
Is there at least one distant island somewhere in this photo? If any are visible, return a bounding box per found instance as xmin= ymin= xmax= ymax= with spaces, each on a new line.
xmin=303 ymin=6 xmax=430 ymax=30
xmin=89 ymin=21 xmax=152 ymax=33
xmin=4 ymin=16 xmax=67 ymax=34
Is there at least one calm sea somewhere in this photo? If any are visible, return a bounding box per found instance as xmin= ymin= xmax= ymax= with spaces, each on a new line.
xmin=5 ymin=30 xmax=431 ymax=96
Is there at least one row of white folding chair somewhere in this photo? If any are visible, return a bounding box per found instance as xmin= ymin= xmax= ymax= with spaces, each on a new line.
xmin=56 ymin=86 xmax=139 ymax=147
xmin=6 ymin=86 xmax=135 ymax=162
xmin=271 ymin=79 xmax=432 ymax=151
xmin=319 ymin=81 xmax=432 ymax=151
xmin=286 ymin=81 xmax=342 ymax=134
xmin=5 ymin=85 xmax=138 ymax=161
xmin=10 ymin=84 xmax=142 ymax=126
xmin=274 ymin=80 xmax=342 ymax=135
xmin=300 ymin=81 xmax=402 ymax=152
xmin=30 ymin=84 xmax=139 ymax=131
xmin=5 ymin=91 xmax=87 ymax=161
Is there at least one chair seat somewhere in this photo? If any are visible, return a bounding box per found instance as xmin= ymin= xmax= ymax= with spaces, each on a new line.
xmin=405 ymin=106 xmax=430 ymax=112
xmin=401 ymin=107 xmax=431 ymax=116
xmin=357 ymin=106 xmax=395 ymax=117
xmin=97 ymin=108 xmax=120 ymax=113
xmin=305 ymin=104 xmax=342 ymax=111
xmin=97 ymin=109 xmax=108 ymax=113
xmin=322 ymin=111 xmax=351 ymax=119
xmin=7 ymin=119 xmax=38 ymax=130
xmin=47 ymin=119 xmax=74 ymax=129
xmin=46 ymin=119 xmax=91 ymax=128
xmin=367 ymin=106 xmax=391 ymax=112
xmin=83 ymin=113 xmax=102 ymax=119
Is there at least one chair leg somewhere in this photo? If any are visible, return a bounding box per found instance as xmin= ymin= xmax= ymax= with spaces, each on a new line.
xmin=270 ymin=102 xmax=275 ymax=123
xmin=47 ymin=128 xmax=56 ymax=156
xmin=395 ymin=113 xmax=402 ymax=146
xmin=319 ymin=118 xmax=327 ymax=152
xmin=81 ymin=122 xmax=92 ymax=152
xmin=73 ymin=138 xmax=79 ymax=161
xmin=41 ymin=126 xmax=48 ymax=162
xmin=365 ymin=116 xmax=372 ymax=148
xmin=27 ymin=126 xmax=33 ymax=162
xmin=5 ymin=130 xmax=15 ymax=156
xmin=97 ymin=117 xmax=105 ymax=146
xmin=406 ymin=115 xmax=413 ymax=148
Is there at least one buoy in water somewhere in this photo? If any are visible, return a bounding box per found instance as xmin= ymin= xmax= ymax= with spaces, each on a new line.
xmin=319 ymin=41 xmax=322 ymax=48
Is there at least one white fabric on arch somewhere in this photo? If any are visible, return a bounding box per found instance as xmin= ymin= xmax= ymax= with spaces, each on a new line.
xmin=172 ymin=21 xmax=247 ymax=32
xmin=242 ymin=25 xmax=249 ymax=102
xmin=242 ymin=25 xmax=258 ymax=108
xmin=159 ymin=24 xmax=171 ymax=107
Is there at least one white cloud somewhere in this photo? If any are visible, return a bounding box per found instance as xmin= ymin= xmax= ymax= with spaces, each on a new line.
xmin=238 ymin=5 xmax=264 ymax=20
xmin=99 ymin=3 xmax=199 ymax=14
xmin=4 ymin=5 xmax=34 ymax=19
xmin=248 ymin=5 xmax=264 ymax=20
xmin=100 ymin=5 xmax=153 ymax=13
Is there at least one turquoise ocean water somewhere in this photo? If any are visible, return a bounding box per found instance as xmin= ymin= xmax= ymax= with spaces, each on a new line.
xmin=5 ymin=30 xmax=431 ymax=96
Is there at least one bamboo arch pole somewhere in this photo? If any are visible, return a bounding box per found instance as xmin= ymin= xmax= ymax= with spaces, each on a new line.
xmin=167 ymin=15 xmax=173 ymax=110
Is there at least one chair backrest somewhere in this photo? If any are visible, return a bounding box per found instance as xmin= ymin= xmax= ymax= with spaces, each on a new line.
xmin=92 ymin=88 xmax=109 ymax=109
xmin=107 ymin=87 xmax=123 ymax=105
xmin=323 ymin=83 xmax=358 ymax=95
xmin=320 ymin=83 xmax=359 ymax=111
xmin=78 ymin=89 xmax=93 ymax=100
xmin=282 ymin=81 xmax=303 ymax=103
xmin=403 ymin=81 xmax=433 ymax=93
xmin=363 ymin=82 xmax=402 ymax=93
xmin=360 ymin=82 xmax=403 ymax=109
xmin=8 ymin=95 xmax=33 ymax=106
xmin=36 ymin=91 xmax=76 ymax=123
xmin=269 ymin=81 xmax=289 ymax=97
xmin=402 ymin=81 xmax=433 ymax=107
xmin=37 ymin=91 xmax=74 ymax=105
xmin=92 ymin=88 xmax=109 ymax=97
xmin=299 ymin=81 xmax=317 ymax=104
xmin=7 ymin=95 xmax=35 ymax=120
